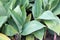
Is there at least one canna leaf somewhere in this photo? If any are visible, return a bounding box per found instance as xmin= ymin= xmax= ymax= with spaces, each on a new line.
xmin=44 ymin=16 xmax=60 ymax=35
xmin=21 ymin=20 xmax=45 ymax=35
xmin=37 ymin=10 xmax=56 ymax=20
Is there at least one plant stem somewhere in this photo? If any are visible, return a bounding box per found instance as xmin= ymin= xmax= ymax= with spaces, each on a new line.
xmin=54 ymin=33 xmax=57 ymax=40
xmin=44 ymin=31 xmax=46 ymax=40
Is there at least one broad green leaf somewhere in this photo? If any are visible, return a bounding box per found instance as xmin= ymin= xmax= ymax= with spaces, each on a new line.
xmin=0 ymin=33 xmax=11 ymax=40
xmin=32 ymin=0 xmax=42 ymax=19
xmin=20 ymin=0 xmax=29 ymax=7
xmin=26 ymin=35 xmax=34 ymax=40
xmin=33 ymin=28 xmax=44 ymax=40
xmin=10 ymin=9 xmax=22 ymax=33
xmin=0 ymin=16 xmax=7 ymax=28
xmin=49 ymin=0 xmax=59 ymax=10
xmin=37 ymin=10 xmax=56 ymax=20
xmin=44 ymin=17 xmax=60 ymax=35
xmin=2 ymin=24 xmax=18 ymax=36
xmin=53 ymin=2 xmax=60 ymax=15
xmin=0 ymin=1 xmax=9 ymax=16
xmin=21 ymin=20 xmax=45 ymax=35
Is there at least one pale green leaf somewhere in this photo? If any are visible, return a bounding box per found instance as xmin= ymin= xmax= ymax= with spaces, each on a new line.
xmin=44 ymin=16 xmax=60 ymax=35
xmin=21 ymin=20 xmax=45 ymax=35
xmin=10 ymin=9 xmax=22 ymax=33
xmin=37 ymin=10 xmax=56 ymax=20
xmin=32 ymin=0 xmax=42 ymax=19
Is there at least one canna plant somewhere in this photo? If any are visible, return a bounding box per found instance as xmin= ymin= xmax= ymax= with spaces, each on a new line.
xmin=0 ymin=0 xmax=60 ymax=40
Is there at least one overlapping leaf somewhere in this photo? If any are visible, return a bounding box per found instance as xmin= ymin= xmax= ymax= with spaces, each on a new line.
xmin=37 ymin=10 xmax=56 ymax=20
xmin=2 ymin=24 xmax=18 ymax=36
xmin=44 ymin=17 xmax=60 ymax=35
xmin=34 ymin=28 xmax=44 ymax=40
xmin=10 ymin=9 xmax=22 ymax=33
xmin=49 ymin=0 xmax=59 ymax=10
xmin=21 ymin=20 xmax=45 ymax=35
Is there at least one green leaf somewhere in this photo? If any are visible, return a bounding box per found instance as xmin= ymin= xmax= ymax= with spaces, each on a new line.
xmin=14 ymin=5 xmax=22 ymax=16
xmin=26 ymin=35 xmax=34 ymax=40
xmin=0 ymin=33 xmax=11 ymax=40
xmin=20 ymin=0 xmax=29 ymax=7
xmin=0 ymin=1 xmax=9 ymax=16
xmin=49 ymin=0 xmax=59 ymax=10
xmin=2 ymin=24 xmax=18 ymax=36
xmin=53 ymin=2 xmax=60 ymax=15
xmin=44 ymin=16 xmax=60 ymax=35
xmin=0 ymin=16 xmax=7 ymax=28
xmin=37 ymin=10 xmax=56 ymax=20
xmin=10 ymin=9 xmax=22 ymax=33
xmin=14 ymin=5 xmax=26 ymax=24
xmin=32 ymin=0 xmax=42 ymax=19
xmin=33 ymin=28 xmax=44 ymax=40
xmin=20 ymin=6 xmax=26 ymax=23
xmin=21 ymin=20 xmax=45 ymax=35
